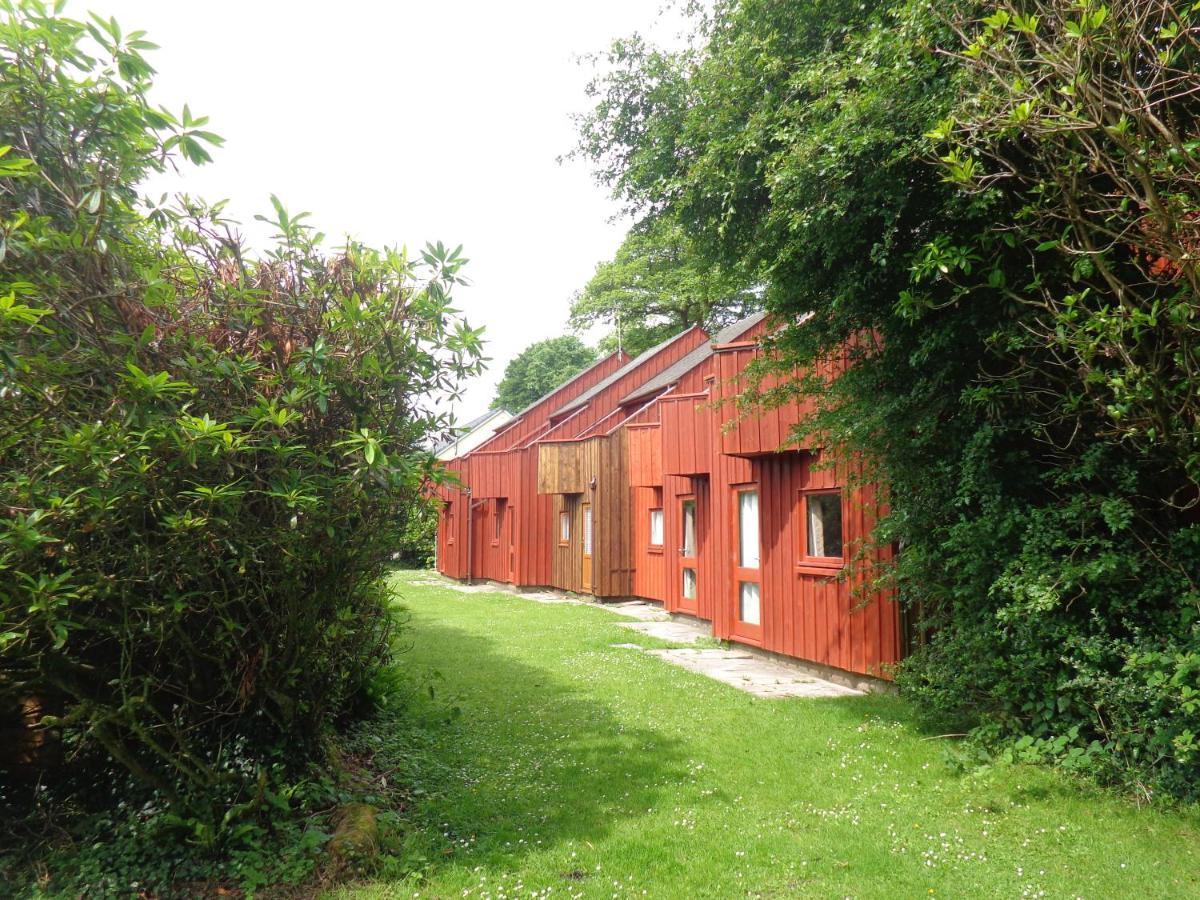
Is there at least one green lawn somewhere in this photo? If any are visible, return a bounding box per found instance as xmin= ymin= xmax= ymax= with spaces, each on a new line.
xmin=339 ymin=571 xmax=1200 ymax=899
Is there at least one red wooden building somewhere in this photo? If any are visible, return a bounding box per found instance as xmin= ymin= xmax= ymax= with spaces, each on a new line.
xmin=434 ymin=316 xmax=903 ymax=681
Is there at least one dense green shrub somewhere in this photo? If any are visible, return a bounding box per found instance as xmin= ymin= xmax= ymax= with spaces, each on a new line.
xmin=0 ymin=0 xmax=483 ymax=817
xmin=395 ymin=496 xmax=439 ymax=569
xmin=574 ymin=0 xmax=1200 ymax=799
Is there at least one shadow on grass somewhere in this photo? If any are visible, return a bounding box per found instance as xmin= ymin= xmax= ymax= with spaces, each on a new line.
xmin=367 ymin=615 xmax=694 ymax=881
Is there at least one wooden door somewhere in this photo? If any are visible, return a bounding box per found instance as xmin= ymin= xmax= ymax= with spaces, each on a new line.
xmin=581 ymin=502 xmax=593 ymax=592
xmin=731 ymin=485 xmax=763 ymax=644
xmin=677 ymin=495 xmax=699 ymax=615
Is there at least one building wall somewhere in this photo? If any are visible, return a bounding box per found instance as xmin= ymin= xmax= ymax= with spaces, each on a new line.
xmin=709 ymin=450 xmax=901 ymax=678
xmin=436 ymin=323 xmax=904 ymax=681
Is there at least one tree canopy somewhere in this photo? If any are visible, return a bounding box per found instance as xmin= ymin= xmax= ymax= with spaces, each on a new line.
xmin=569 ymin=215 xmax=760 ymax=357
xmin=492 ymin=335 xmax=599 ymax=411
xmin=575 ymin=0 xmax=1200 ymax=798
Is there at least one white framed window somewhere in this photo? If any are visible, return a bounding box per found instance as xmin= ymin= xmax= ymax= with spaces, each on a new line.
xmin=739 ymin=581 xmax=761 ymax=625
xmin=558 ymin=509 xmax=570 ymax=544
xmin=682 ymin=567 xmax=697 ymax=599
xmin=583 ymin=505 xmax=593 ymax=554
xmin=681 ymin=498 xmax=697 ymax=557
xmin=803 ymin=491 xmax=843 ymax=560
xmin=738 ymin=489 xmax=760 ymax=569
xmin=649 ymin=508 xmax=664 ymax=546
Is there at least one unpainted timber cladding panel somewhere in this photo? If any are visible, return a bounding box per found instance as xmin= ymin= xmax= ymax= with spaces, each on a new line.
xmin=595 ymin=431 xmax=633 ymax=598
xmin=541 ymin=435 xmax=632 ymax=599
xmin=551 ymin=493 xmax=585 ymax=593
xmin=538 ymin=442 xmax=589 ymax=495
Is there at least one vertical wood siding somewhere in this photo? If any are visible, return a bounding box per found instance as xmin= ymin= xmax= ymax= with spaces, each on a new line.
xmin=631 ymin=485 xmax=668 ymax=602
xmin=437 ymin=322 xmax=903 ymax=680
xmin=660 ymin=393 xmax=713 ymax=475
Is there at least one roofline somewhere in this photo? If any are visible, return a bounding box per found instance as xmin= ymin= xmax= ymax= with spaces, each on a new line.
xmin=486 ymin=348 xmax=626 ymax=441
xmin=550 ymin=324 xmax=707 ymax=419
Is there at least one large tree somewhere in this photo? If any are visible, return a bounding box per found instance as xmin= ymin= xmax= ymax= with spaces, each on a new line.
xmin=575 ymin=0 xmax=1200 ymax=798
xmin=570 ymin=215 xmax=760 ymax=356
xmin=492 ymin=335 xmax=598 ymax=411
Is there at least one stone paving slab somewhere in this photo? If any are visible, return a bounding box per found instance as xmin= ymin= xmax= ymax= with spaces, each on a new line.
xmin=645 ymin=647 xmax=862 ymax=698
xmin=604 ymin=600 xmax=670 ymax=622
xmin=616 ymin=619 xmax=710 ymax=645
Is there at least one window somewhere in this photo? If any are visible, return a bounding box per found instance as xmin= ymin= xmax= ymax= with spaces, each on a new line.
xmin=649 ymin=508 xmax=664 ymax=547
xmin=558 ymin=509 xmax=570 ymax=545
xmin=493 ymin=499 xmax=506 ymax=543
xmin=446 ymin=504 xmax=455 ymax=544
xmin=802 ymin=491 xmax=843 ymax=562
xmin=682 ymin=567 xmax=697 ymax=599
xmin=583 ymin=505 xmax=593 ymax=555
xmin=738 ymin=581 xmax=761 ymax=625
xmin=733 ymin=486 xmax=762 ymax=630
xmin=681 ymin=499 xmax=697 ymax=557
xmin=738 ymin=489 xmax=760 ymax=569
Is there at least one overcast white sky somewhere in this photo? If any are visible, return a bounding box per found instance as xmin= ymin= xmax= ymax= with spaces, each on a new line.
xmin=93 ymin=1 xmax=692 ymax=423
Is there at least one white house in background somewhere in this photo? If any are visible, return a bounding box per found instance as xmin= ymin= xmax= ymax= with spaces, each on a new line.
xmin=433 ymin=407 xmax=513 ymax=461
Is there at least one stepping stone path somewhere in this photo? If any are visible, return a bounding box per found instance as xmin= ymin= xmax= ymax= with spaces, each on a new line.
xmin=416 ymin=574 xmax=861 ymax=699
xmin=644 ymin=648 xmax=862 ymax=698
xmin=616 ymin=619 xmax=711 ymax=645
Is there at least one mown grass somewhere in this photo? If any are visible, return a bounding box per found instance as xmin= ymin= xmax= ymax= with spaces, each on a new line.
xmin=338 ymin=571 xmax=1200 ymax=899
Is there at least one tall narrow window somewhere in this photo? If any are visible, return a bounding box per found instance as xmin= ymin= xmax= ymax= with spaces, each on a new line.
xmin=446 ymin=504 xmax=455 ymax=544
xmin=738 ymin=489 xmax=760 ymax=569
xmin=494 ymin=498 xmax=506 ymax=542
xmin=681 ymin=499 xmax=697 ymax=557
xmin=804 ymin=491 xmax=843 ymax=560
xmin=558 ymin=509 xmax=570 ymax=544
xmin=583 ymin=505 xmax=593 ymax=555
xmin=649 ymin=508 xmax=664 ymax=547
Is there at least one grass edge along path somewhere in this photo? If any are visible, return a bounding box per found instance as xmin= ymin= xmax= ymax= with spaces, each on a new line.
xmin=336 ymin=571 xmax=1200 ymax=899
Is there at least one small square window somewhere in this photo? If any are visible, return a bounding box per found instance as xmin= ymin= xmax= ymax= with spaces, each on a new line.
xmin=649 ymin=508 xmax=664 ymax=546
xmin=738 ymin=581 xmax=761 ymax=625
xmin=805 ymin=491 xmax=843 ymax=559
xmin=558 ymin=509 xmax=570 ymax=545
xmin=682 ymin=567 xmax=697 ymax=599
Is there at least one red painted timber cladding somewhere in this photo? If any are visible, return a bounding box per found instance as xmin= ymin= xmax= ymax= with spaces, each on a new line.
xmin=713 ymin=343 xmax=848 ymax=456
xmin=437 ymin=321 xmax=903 ymax=680
xmin=660 ymin=392 xmax=712 ymax=476
xmin=659 ymin=474 xmax=717 ymax=620
xmin=479 ymin=351 xmax=629 ymax=454
xmin=626 ymin=423 xmax=662 ymax=487
xmin=709 ymin=449 xmax=900 ymax=678
xmin=631 ymin=485 xmax=667 ymax=603
xmin=538 ymin=327 xmax=709 ymax=443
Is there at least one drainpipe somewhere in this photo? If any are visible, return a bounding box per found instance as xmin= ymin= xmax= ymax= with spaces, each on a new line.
xmin=464 ymin=487 xmax=473 ymax=584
